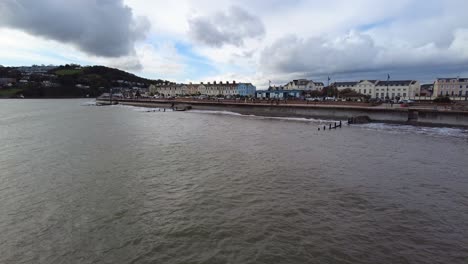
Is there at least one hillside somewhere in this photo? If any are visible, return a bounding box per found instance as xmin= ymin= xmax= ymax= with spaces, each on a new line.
xmin=0 ymin=64 xmax=166 ymax=98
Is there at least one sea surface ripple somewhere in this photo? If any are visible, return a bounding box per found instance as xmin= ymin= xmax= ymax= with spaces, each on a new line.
xmin=0 ymin=99 xmax=467 ymax=264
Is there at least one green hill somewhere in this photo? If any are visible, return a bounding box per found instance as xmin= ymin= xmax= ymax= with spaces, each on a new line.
xmin=0 ymin=64 xmax=166 ymax=98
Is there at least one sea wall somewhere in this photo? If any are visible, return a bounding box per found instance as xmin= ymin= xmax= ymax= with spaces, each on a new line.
xmin=98 ymin=99 xmax=468 ymax=128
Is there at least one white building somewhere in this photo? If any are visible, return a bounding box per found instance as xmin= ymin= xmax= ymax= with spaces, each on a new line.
xmin=331 ymin=81 xmax=358 ymax=91
xmin=374 ymin=80 xmax=420 ymax=99
xmin=285 ymin=79 xmax=324 ymax=91
xmin=332 ymin=80 xmax=420 ymax=99
xmin=355 ymin=80 xmax=379 ymax=98
xmin=149 ymin=80 xmax=255 ymax=97
xmin=150 ymin=82 xmax=187 ymax=97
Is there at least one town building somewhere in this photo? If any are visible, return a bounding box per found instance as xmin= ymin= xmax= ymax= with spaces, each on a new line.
xmin=236 ymin=83 xmax=256 ymax=96
xmin=374 ymin=80 xmax=420 ymax=99
xmin=149 ymin=81 xmax=256 ymax=97
xmin=420 ymin=84 xmax=434 ymax=97
xmin=256 ymin=90 xmax=303 ymax=99
xmin=285 ymin=79 xmax=324 ymax=91
xmin=354 ymin=80 xmax=379 ymax=97
xmin=0 ymin=78 xmax=16 ymax=87
xmin=332 ymin=80 xmax=420 ymax=99
xmin=433 ymin=78 xmax=468 ymax=97
xmin=331 ymin=81 xmax=358 ymax=90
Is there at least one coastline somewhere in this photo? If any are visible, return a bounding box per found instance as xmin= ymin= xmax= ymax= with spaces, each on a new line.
xmin=97 ymin=99 xmax=468 ymax=129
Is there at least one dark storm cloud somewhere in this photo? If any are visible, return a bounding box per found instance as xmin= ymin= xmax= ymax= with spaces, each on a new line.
xmin=260 ymin=30 xmax=468 ymax=81
xmin=189 ymin=6 xmax=265 ymax=47
xmin=0 ymin=0 xmax=149 ymax=57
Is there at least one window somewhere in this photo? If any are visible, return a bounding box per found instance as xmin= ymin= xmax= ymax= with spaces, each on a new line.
xmin=381 ymin=93 xmax=384 ymax=98
xmin=364 ymin=89 xmax=367 ymax=94
xmin=403 ymin=93 xmax=407 ymax=97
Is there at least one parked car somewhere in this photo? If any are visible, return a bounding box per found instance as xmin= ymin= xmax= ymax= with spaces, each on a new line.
xmin=398 ymin=99 xmax=415 ymax=104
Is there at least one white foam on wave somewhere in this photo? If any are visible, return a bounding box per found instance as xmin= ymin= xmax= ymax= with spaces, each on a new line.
xmin=357 ymin=123 xmax=468 ymax=139
xmin=80 ymin=101 xmax=97 ymax=106
xmin=189 ymin=110 xmax=244 ymax=116
xmin=188 ymin=109 xmax=338 ymax=123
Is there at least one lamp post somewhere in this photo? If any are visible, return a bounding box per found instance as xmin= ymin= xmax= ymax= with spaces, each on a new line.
xmin=386 ymin=74 xmax=390 ymax=100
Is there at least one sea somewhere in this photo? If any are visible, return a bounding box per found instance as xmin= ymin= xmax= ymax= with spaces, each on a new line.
xmin=1 ymin=99 xmax=467 ymax=264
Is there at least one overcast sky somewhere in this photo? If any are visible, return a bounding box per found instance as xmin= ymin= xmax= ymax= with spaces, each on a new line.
xmin=1 ymin=0 xmax=468 ymax=87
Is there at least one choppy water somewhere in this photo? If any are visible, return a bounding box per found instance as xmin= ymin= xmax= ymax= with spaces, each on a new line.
xmin=1 ymin=99 xmax=468 ymax=264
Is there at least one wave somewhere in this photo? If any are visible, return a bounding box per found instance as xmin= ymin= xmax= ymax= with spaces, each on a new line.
xmin=188 ymin=110 xmax=338 ymax=123
xmin=357 ymin=123 xmax=468 ymax=139
xmin=80 ymin=101 xmax=97 ymax=106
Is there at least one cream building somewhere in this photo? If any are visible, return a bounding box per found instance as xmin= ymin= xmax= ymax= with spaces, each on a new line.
xmin=355 ymin=80 xmax=379 ymax=97
xmin=150 ymin=81 xmax=254 ymax=97
xmin=331 ymin=81 xmax=358 ymax=91
xmin=150 ymin=83 xmax=187 ymax=97
xmin=332 ymin=80 xmax=420 ymax=99
xmin=433 ymin=78 xmax=468 ymax=97
xmin=285 ymin=79 xmax=324 ymax=91
xmin=374 ymin=80 xmax=420 ymax=99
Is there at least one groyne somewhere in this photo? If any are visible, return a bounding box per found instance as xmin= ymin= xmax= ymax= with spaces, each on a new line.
xmin=97 ymin=99 xmax=468 ymax=128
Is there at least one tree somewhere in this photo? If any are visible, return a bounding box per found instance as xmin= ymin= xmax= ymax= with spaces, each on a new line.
xmin=434 ymin=96 xmax=451 ymax=103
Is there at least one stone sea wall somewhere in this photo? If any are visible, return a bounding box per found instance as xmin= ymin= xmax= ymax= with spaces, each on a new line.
xmin=98 ymin=99 xmax=468 ymax=128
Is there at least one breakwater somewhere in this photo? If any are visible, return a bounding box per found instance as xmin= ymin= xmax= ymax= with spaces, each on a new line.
xmin=97 ymin=99 xmax=468 ymax=128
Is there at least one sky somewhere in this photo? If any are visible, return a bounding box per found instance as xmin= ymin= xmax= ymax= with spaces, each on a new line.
xmin=1 ymin=0 xmax=468 ymax=88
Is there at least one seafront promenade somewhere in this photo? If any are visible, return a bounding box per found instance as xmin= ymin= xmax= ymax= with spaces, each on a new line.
xmin=97 ymin=98 xmax=468 ymax=128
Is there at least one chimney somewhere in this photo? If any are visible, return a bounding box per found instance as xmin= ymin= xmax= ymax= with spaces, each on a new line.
xmin=220 ymin=81 xmax=223 ymax=84
xmin=214 ymin=81 xmax=217 ymax=84
xmin=233 ymin=80 xmax=236 ymax=84
xmin=208 ymin=82 xmax=211 ymax=85
xmin=201 ymin=82 xmax=204 ymax=84
xmin=227 ymin=81 xmax=229 ymax=84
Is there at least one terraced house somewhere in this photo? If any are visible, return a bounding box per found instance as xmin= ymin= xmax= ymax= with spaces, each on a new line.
xmin=433 ymin=78 xmax=468 ymax=98
xmin=150 ymin=81 xmax=256 ymax=97
xmin=331 ymin=80 xmax=420 ymax=99
xmin=285 ymin=79 xmax=324 ymax=91
xmin=374 ymin=80 xmax=420 ymax=99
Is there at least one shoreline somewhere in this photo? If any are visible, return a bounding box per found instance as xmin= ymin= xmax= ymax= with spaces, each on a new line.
xmin=98 ymin=99 xmax=468 ymax=129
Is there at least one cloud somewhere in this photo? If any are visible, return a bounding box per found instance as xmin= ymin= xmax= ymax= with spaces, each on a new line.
xmin=260 ymin=29 xmax=468 ymax=82
xmin=0 ymin=0 xmax=149 ymax=57
xmin=188 ymin=6 xmax=265 ymax=47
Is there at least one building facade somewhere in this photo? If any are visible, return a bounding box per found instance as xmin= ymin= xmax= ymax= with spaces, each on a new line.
xmin=332 ymin=80 xmax=420 ymax=99
xmin=420 ymin=84 xmax=434 ymax=97
xmin=285 ymin=79 xmax=324 ymax=91
xmin=331 ymin=81 xmax=358 ymax=91
xmin=256 ymin=90 xmax=303 ymax=99
xmin=374 ymin=80 xmax=420 ymax=99
xmin=354 ymin=80 xmax=378 ymax=98
xmin=150 ymin=81 xmax=256 ymax=97
xmin=236 ymin=83 xmax=256 ymax=96
xmin=433 ymin=78 xmax=468 ymax=97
